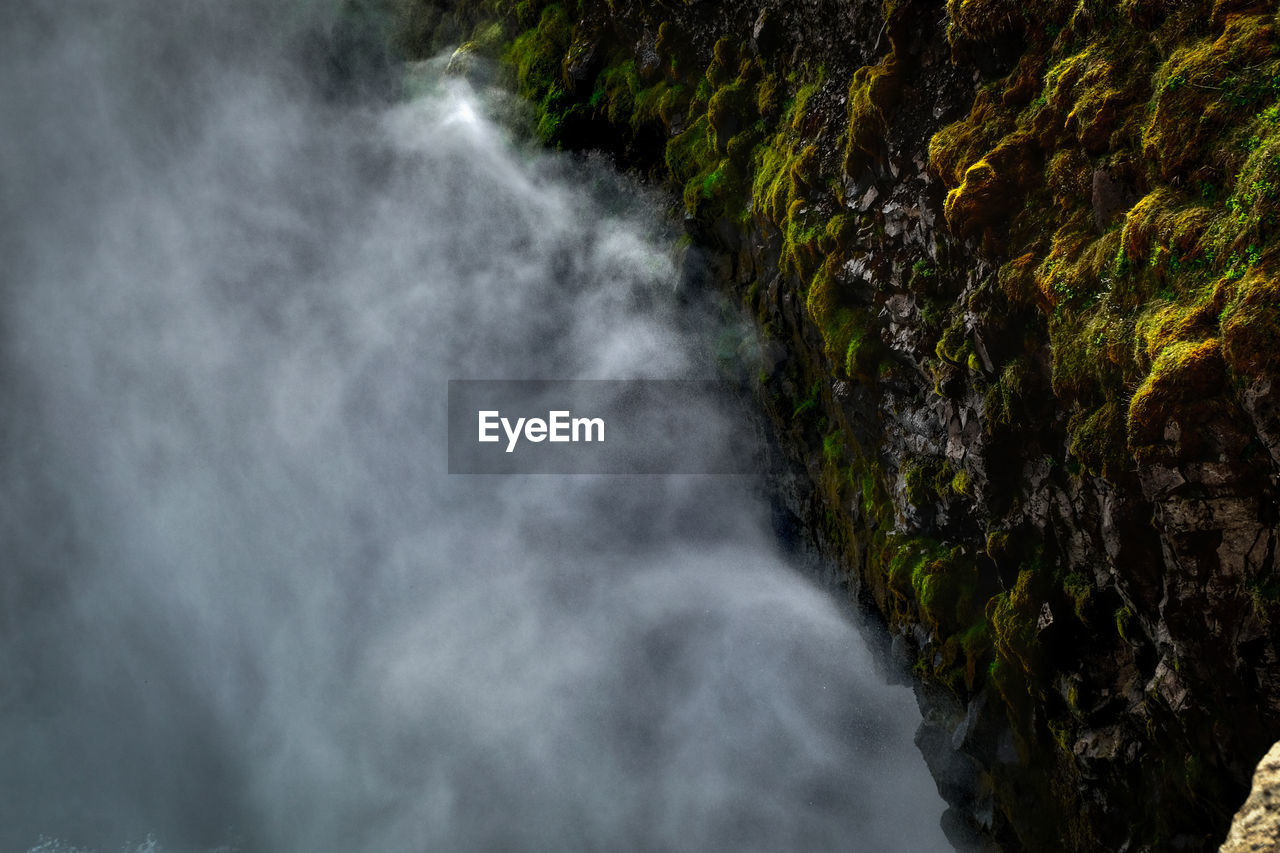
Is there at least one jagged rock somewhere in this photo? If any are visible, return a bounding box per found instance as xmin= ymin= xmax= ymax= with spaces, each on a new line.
xmin=1221 ymin=742 xmax=1280 ymax=853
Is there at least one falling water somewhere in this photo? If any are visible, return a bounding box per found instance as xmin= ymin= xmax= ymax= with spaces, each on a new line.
xmin=0 ymin=1 xmax=950 ymax=850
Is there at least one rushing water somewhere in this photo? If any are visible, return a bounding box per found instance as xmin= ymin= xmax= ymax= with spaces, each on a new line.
xmin=0 ymin=1 xmax=950 ymax=850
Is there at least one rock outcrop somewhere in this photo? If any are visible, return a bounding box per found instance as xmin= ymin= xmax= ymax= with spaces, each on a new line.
xmin=396 ymin=1 xmax=1280 ymax=850
xmin=1222 ymin=742 xmax=1280 ymax=853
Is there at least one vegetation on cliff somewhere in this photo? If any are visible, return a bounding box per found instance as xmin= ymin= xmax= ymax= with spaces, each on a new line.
xmin=397 ymin=1 xmax=1280 ymax=849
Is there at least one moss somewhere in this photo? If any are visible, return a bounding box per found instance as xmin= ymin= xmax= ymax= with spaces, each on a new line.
xmin=942 ymin=134 xmax=1040 ymax=241
xmin=843 ymin=53 xmax=902 ymax=175
xmin=823 ymin=430 xmax=845 ymax=466
xmin=1220 ymin=116 xmax=1280 ymax=254
xmin=451 ymin=4 xmax=1280 ymax=843
xmin=654 ymin=20 xmax=679 ymax=62
xmin=935 ymin=316 xmax=970 ymax=364
xmin=1067 ymin=400 xmax=1128 ymax=478
xmin=928 ymin=83 xmax=1015 ymax=187
xmin=889 ymin=538 xmax=985 ymax=639
xmin=706 ymin=35 xmax=739 ymax=87
xmin=707 ymin=81 xmax=753 ymax=151
xmin=945 ymin=0 xmax=1074 ymax=44
xmin=790 ymin=78 xmax=822 ymax=134
xmin=998 ymin=252 xmax=1042 ymax=308
xmin=1115 ymin=604 xmax=1135 ymax=642
xmin=805 ymin=258 xmax=878 ymax=377
xmin=1126 ymin=338 xmax=1226 ymax=454
xmin=989 ymin=568 xmax=1044 ymax=683
xmin=983 ymin=355 xmax=1032 ymax=431
xmin=1222 ymin=264 xmax=1280 ymax=378
xmin=986 ymin=529 xmax=1012 ymax=561
xmin=505 ymin=4 xmax=572 ymax=122
xmin=959 ymin=622 xmax=993 ymax=691
xmin=1142 ymin=13 xmax=1280 ymax=182
xmin=789 ymin=144 xmax=821 ymax=193
xmin=1062 ymin=572 xmax=1093 ymax=622
xmin=1119 ymin=189 xmax=1214 ymax=291
xmin=904 ymin=458 xmax=943 ymax=506
xmin=756 ymin=73 xmax=782 ymax=118
xmin=592 ymin=59 xmax=641 ymax=126
xmin=665 ymin=115 xmax=716 ymax=185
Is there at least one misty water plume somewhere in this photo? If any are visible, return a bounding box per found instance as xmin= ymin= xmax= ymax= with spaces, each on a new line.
xmin=0 ymin=1 xmax=950 ymax=850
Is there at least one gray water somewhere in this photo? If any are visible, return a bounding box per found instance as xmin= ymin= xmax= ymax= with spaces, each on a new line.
xmin=0 ymin=1 xmax=950 ymax=850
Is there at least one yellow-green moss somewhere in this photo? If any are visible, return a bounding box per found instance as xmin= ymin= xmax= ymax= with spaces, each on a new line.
xmin=989 ymin=568 xmax=1043 ymax=682
xmin=1221 ymin=264 xmax=1280 ymax=379
xmin=843 ymin=54 xmax=902 ymax=175
xmin=889 ymin=538 xmax=985 ymax=639
xmin=1127 ymin=338 xmax=1226 ymax=453
xmin=506 ymin=5 xmax=569 ymax=94
xmin=943 ymin=133 xmax=1041 ymax=242
xmin=928 ymin=83 xmax=1015 ymax=186
xmin=1142 ymin=13 xmax=1280 ymax=182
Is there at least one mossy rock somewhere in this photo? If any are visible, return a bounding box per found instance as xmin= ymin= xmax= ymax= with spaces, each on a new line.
xmin=1222 ymin=265 xmax=1280 ymax=379
xmin=1142 ymin=13 xmax=1280 ymax=182
xmin=707 ymin=82 xmax=754 ymax=151
xmin=843 ymin=54 xmax=902 ymax=176
xmin=929 ymin=83 xmax=1015 ymax=186
xmin=988 ymin=568 xmax=1045 ymax=683
xmin=942 ymin=134 xmax=1041 ymax=240
xmin=1127 ymin=338 xmax=1227 ymax=453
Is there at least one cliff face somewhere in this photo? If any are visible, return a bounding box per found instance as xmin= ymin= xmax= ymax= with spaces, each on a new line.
xmin=397 ymin=1 xmax=1280 ymax=849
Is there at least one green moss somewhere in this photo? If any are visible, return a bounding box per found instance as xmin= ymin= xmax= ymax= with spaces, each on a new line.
xmin=942 ymin=134 xmax=1040 ymax=242
xmin=707 ymin=82 xmax=753 ymax=151
xmin=756 ymin=73 xmax=782 ymax=118
xmin=889 ymin=538 xmax=985 ymax=639
xmin=1126 ymin=338 xmax=1226 ymax=455
xmin=504 ymin=4 xmax=573 ymax=139
xmin=929 ymin=83 xmax=1014 ymax=187
xmin=665 ymin=115 xmax=715 ymax=184
xmin=1062 ymin=572 xmax=1092 ymax=622
xmin=823 ymin=430 xmax=845 ymax=466
xmin=1067 ymin=400 xmax=1128 ymax=479
xmin=1142 ymin=13 xmax=1280 ymax=182
xmin=904 ymin=459 xmax=943 ymax=506
xmin=707 ymin=35 xmax=739 ymax=87
xmin=935 ymin=317 xmax=970 ymax=363
xmin=989 ymin=568 xmax=1044 ymax=682
xmin=1115 ymin=604 xmax=1135 ymax=642
xmin=805 ymin=257 xmax=880 ymax=377
xmin=456 ymin=6 xmax=1280 ymax=843
xmin=843 ymin=53 xmax=902 ymax=175
xmin=1222 ymin=264 xmax=1280 ymax=379
xmin=983 ymin=355 xmax=1032 ymax=431
xmin=592 ymin=59 xmax=640 ymax=126
xmin=790 ymin=78 xmax=822 ymax=134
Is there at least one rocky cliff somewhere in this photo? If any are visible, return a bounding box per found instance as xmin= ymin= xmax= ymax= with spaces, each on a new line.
xmin=394 ymin=1 xmax=1280 ymax=849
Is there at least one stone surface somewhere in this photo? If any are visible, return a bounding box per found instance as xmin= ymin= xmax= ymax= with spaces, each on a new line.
xmin=1221 ymin=742 xmax=1280 ymax=853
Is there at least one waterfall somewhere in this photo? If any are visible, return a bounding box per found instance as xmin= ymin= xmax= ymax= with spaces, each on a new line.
xmin=0 ymin=1 xmax=950 ymax=850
